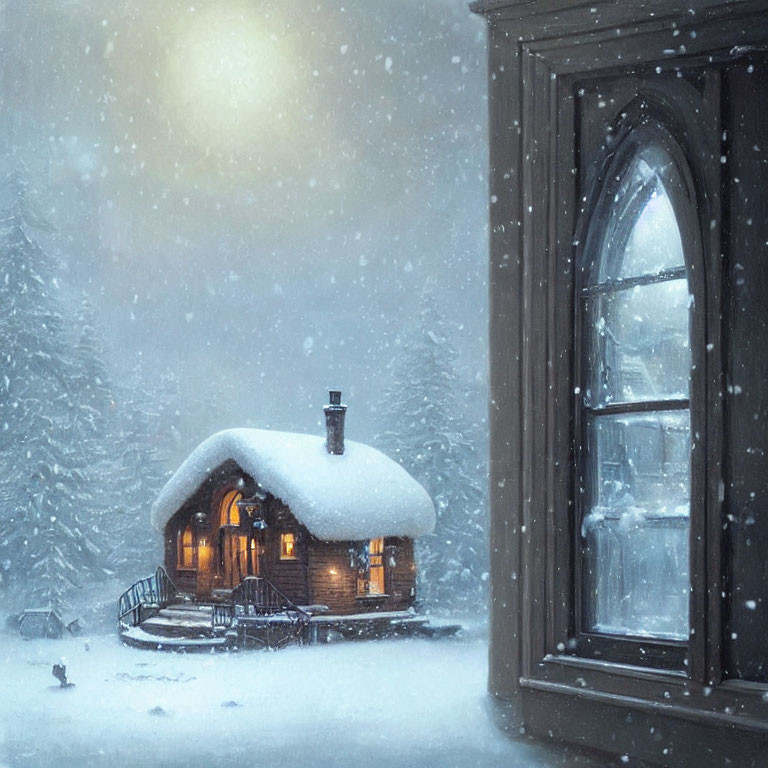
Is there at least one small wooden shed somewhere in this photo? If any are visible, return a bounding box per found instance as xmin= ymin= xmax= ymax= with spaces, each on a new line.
xmin=150 ymin=392 xmax=435 ymax=616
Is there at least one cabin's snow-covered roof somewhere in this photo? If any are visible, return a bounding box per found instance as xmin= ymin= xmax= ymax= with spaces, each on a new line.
xmin=151 ymin=428 xmax=435 ymax=541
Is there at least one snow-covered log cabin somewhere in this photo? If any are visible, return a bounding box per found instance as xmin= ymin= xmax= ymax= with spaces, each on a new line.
xmin=149 ymin=391 xmax=435 ymax=616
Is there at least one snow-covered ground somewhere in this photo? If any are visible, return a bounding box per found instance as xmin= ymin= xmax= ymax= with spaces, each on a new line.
xmin=0 ymin=628 xmax=609 ymax=768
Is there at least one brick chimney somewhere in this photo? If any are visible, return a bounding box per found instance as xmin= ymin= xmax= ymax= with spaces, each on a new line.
xmin=323 ymin=390 xmax=347 ymax=455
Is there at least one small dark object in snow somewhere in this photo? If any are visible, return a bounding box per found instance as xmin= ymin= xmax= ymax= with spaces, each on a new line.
xmin=19 ymin=610 xmax=64 ymax=639
xmin=5 ymin=613 xmax=22 ymax=632
xmin=67 ymin=618 xmax=84 ymax=636
xmin=221 ymin=700 xmax=241 ymax=708
xmin=52 ymin=663 xmax=74 ymax=688
xmin=148 ymin=706 xmax=168 ymax=717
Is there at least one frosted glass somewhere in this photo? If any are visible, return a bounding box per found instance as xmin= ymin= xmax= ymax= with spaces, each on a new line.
xmin=582 ymin=411 xmax=690 ymax=639
xmin=585 ymin=279 xmax=691 ymax=406
xmin=617 ymin=174 xmax=685 ymax=279
xmin=588 ymin=155 xmax=686 ymax=286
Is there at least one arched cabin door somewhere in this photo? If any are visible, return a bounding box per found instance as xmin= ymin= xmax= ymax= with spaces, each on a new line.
xmin=216 ymin=490 xmax=257 ymax=590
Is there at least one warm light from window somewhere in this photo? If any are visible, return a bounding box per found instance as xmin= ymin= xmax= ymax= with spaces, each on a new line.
xmin=220 ymin=489 xmax=242 ymax=527
xmin=280 ymin=533 xmax=296 ymax=559
xmin=369 ymin=537 xmax=385 ymax=594
xmin=178 ymin=524 xmax=196 ymax=569
xmin=329 ymin=567 xmax=338 ymax=575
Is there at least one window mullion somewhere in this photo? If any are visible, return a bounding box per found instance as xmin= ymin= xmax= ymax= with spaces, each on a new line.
xmin=585 ymin=398 xmax=690 ymax=417
xmin=581 ymin=266 xmax=687 ymax=297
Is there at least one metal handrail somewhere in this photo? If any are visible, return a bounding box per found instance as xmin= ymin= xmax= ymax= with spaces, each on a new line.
xmin=117 ymin=566 xmax=178 ymax=628
xmin=212 ymin=576 xmax=312 ymax=629
xmin=212 ymin=603 xmax=234 ymax=628
xmin=234 ymin=576 xmax=312 ymax=621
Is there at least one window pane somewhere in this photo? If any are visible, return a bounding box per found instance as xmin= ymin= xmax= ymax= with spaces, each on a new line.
xmin=585 ymin=279 xmax=690 ymax=406
xmin=280 ymin=533 xmax=296 ymax=559
xmin=616 ymin=173 xmax=685 ymax=280
xmin=588 ymin=154 xmax=685 ymax=285
xmin=582 ymin=411 xmax=690 ymax=638
xmin=219 ymin=489 xmax=242 ymax=526
xmin=228 ymin=495 xmax=241 ymax=527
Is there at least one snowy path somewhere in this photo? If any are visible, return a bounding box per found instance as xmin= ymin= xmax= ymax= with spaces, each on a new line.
xmin=0 ymin=633 xmax=607 ymax=768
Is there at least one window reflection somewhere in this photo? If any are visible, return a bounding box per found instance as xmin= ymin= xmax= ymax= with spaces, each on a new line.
xmin=586 ymin=279 xmax=690 ymax=406
xmin=581 ymin=144 xmax=691 ymax=640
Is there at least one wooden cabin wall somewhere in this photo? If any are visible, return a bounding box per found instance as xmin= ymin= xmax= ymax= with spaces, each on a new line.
xmin=307 ymin=540 xmax=358 ymax=614
xmin=166 ymin=505 xmax=197 ymax=596
xmin=259 ymin=503 xmax=309 ymax=606
xmin=162 ymin=460 xmax=250 ymax=599
xmin=308 ymin=537 xmax=416 ymax=615
xmin=194 ymin=542 xmax=215 ymax=599
xmin=385 ymin=538 xmax=417 ymax=610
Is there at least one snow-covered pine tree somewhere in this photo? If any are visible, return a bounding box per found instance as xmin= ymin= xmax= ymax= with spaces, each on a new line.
xmin=69 ymin=295 xmax=128 ymax=571
xmin=72 ymin=296 xmax=117 ymax=421
xmin=375 ymin=281 xmax=488 ymax=614
xmin=0 ymin=174 xmax=103 ymax=610
xmin=106 ymin=364 xmax=171 ymax=579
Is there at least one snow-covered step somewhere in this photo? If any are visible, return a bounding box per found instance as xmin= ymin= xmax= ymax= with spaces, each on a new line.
xmin=120 ymin=625 xmax=231 ymax=652
xmin=155 ymin=606 xmax=214 ymax=621
xmin=139 ymin=618 xmax=212 ymax=637
xmin=166 ymin=602 xmax=213 ymax=610
xmin=141 ymin=608 xmax=213 ymax=638
xmin=119 ymin=601 xmax=231 ymax=649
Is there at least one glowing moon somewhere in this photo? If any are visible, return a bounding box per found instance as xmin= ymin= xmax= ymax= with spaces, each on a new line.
xmin=164 ymin=3 xmax=299 ymax=154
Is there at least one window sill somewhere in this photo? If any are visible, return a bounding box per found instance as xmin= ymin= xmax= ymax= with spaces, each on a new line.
xmin=176 ymin=567 xmax=197 ymax=573
xmin=572 ymin=632 xmax=688 ymax=671
xmin=519 ymin=675 xmax=768 ymax=736
xmin=540 ymin=652 xmax=688 ymax=684
xmin=525 ymin=653 xmax=768 ymax=727
xmin=355 ymin=593 xmax=389 ymax=600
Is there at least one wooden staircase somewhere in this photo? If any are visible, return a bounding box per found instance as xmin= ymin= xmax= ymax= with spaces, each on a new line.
xmin=117 ymin=567 xmax=233 ymax=652
xmin=117 ymin=569 xmax=310 ymax=651
xmin=120 ymin=603 xmax=233 ymax=652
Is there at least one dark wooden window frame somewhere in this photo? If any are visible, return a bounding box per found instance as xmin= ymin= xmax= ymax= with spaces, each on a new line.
xmin=572 ymin=118 xmax=701 ymax=670
xmin=509 ymin=26 xmax=725 ymax=693
xmin=475 ymin=0 xmax=768 ymax=761
xmin=177 ymin=523 xmax=197 ymax=571
xmin=355 ymin=537 xmax=390 ymax=598
xmin=367 ymin=537 xmax=385 ymax=595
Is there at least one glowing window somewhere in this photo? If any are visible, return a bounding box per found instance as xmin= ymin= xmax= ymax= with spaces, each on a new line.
xmin=280 ymin=532 xmax=296 ymax=560
xmin=219 ymin=489 xmax=242 ymax=527
xmin=368 ymin=537 xmax=385 ymax=594
xmin=177 ymin=524 xmax=196 ymax=569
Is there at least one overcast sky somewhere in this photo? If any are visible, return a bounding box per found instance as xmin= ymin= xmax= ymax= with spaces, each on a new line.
xmin=0 ymin=0 xmax=488 ymax=455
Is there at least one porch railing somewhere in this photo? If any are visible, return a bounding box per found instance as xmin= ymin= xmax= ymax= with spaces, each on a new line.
xmin=212 ymin=576 xmax=312 ymax=629
xmin=118 ymin=566 xmax=178 ymax=628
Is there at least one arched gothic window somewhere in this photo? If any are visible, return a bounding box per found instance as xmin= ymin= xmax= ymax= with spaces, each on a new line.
xmin=578 ymin=134 xmax=696 ymax=642
xmin=219 ymin=489 xmax=242 ymax=527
